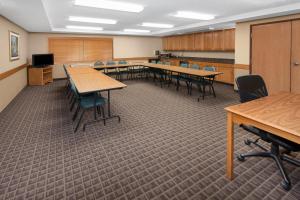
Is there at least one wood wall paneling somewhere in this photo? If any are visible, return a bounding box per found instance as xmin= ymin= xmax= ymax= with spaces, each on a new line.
xmin=291 ymin=20 xmax=300 ymax=93
xmin=83 ymin=39 xmax=113 ymax=61
xmin=49 ymin=38 xmax=84 ymax=63
xmin=251 ymin=22 xmax=292 ymax=94
xmin=48 ymin=37 xmax=113 ymax=63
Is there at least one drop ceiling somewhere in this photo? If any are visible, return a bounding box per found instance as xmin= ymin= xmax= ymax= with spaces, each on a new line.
xmin=0 ymin=0 xmax=300 ymax=36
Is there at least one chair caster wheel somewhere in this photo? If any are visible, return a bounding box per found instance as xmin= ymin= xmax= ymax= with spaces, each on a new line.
xmin=237 ymin=155 xmax=245 ymax=162
xmin=281 ymin=181 xmax=291 ymax=191
xmin=244 ymin=139 xmax=251 ymax=146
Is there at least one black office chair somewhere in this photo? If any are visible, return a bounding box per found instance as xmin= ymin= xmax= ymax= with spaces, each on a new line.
xmin=236 ymin=75 xmax=300 ymax=191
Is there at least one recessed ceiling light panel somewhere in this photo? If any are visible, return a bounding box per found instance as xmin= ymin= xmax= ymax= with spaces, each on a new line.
xmin=173 ymin=11 xmax=215 ymax=20
xmin=74 ymin=0 xmax=144 ymax=13
xmin=141 ymin=22 xmax=174 ymax=28
xmin=124 ymin=29 xmax=150 ymax=33
xmin=69 ymin=16 xmax=117 ymax=24
xmin=66 ymin=25 xmax=103 ymax=31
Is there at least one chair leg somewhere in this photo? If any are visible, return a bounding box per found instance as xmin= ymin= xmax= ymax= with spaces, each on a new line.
xmin=271 ymin=154 xmax=291 ymax=191
xmin=75 ymin=110 xmax=85 ymax=132
xmin=70 ymin=98 xmax=76 ymax=111
xmin=281 ymin=155 xmax=300 ymax=167
xmin=211 ymin=84 xmax=216 ymax=98
xmin=72 ymin=105 xmax=80 ymax=121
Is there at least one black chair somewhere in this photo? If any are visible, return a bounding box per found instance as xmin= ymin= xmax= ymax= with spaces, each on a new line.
xmin=236 ymin=75 xmax=300 ymax=191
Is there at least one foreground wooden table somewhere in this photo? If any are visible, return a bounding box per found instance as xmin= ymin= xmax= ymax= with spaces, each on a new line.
xmin=225 ymin=92 xmax=300 ymax=180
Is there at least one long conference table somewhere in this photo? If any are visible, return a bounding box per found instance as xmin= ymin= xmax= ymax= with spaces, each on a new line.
xmin=67 ymin=62 xmax=222 ymax=130
xmin=66 ymin=66 xmax=127 ymax=130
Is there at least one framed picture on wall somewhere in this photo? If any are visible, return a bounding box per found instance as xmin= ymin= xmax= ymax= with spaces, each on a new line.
xmin=9 ymin=31 xmax=20 ymax=61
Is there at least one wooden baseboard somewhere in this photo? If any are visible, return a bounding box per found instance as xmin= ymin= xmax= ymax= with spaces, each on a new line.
xmin=0 ymin=64 xmax=28 ymax=81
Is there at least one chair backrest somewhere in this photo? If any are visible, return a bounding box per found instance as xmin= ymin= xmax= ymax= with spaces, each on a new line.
xmin=157 ymin=61 xmax=163 ymax=64
xmin=106 ymin=61 xmax=116 ymax=65
xmin=180 ymin=63 xmax=189 ymax=68
xmin=204 ymin=66 xmax=216 ymax=71
xmin=191 ymin=64 xmax=200 ymax=70
xmin=118 ymin=60 xmax=127 ymax=64
xmin=94 ymin=61 xmax=104 ymax=66
xmin=151 ymin=60 xmax=157 ymax=64
xmin=236 ymin=75 xmax=268 ymax=103
xmin=163 ymin=61 xmax=171 ymax=65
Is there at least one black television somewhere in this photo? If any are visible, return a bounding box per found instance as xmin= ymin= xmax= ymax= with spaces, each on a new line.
xmin=32 ymin=54 xmax=54 ymax=67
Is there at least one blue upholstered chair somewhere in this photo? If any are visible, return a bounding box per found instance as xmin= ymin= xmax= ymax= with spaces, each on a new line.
xmin=70 ymin=80 xmax=106 ymax=132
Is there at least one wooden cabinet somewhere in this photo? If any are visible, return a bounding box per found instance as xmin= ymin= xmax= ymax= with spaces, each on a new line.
xmin=180 ymin=34 xmax=194 ymax=50
xmin=194 ymin=33 xmax=204 ymax=51
xmin=223 ymin=29 xmax=235 ymax=51
xmin=212 ymin=31 xmax=224 ymax=51
xmin=214 ymin=64 xmax=234 ymax=84
xmin=28 ymin=66 xmax=53 ymax=86
xmin=162 ymin=29 xmax=235 ymax=52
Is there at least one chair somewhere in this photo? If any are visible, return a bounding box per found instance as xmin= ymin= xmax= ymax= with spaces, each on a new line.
xmin=236 ymin=75 xmax=300 ymax=191
xmin=186 ymin=64 xmax=201 ymax=95
xmin=175 ymin=63 xmax=190 ymax=93
xmin=117 ymin=60 xmax=129 ymax=80
xmin=197 ymin=66 xmax=216 ymax=100
xmin=105 ymin=61 xmax=119 ymax=79
xmin=70 ymin=80 xmax=106 ymax=132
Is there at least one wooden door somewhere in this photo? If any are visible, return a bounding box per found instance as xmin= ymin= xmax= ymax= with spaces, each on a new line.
xmin=251 ymin=21 xmax=292 ymax=94
xmin=291 ymin=20 xmax=300 ymax=93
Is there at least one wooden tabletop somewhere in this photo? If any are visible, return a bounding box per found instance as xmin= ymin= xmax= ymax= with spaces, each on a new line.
xmin=66 ymin=66 xmax=96 ymax=75
xmin=146 ymin=63 xmax=223 ymax=77
xmin=68 ymin=68 xmax=127 ymax=94
xmin=225 ymin=92 xmax=300 ymax=144
xmin=93 ymin=63 xmax=222 ymax=77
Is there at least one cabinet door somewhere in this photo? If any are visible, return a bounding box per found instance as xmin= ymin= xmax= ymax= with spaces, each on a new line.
xmin=212 ymin=31 xmax=224 ymax=51
xmin=251 ymin=21 xmax=291 ymax=94
xmin=291 ymin=20 xmax=300 ymax=94
xmin=194 ymin=33 xmax=204 ymax=51
xmin=203 ymin=32 xmax=213 ymax=51
xmin=223 ymin=29 xmax=235 ymax=51
xmin=215 ymin=65 xmax=234 ymax=84
xmin=180 ymin=34 xmax=194 ymax=50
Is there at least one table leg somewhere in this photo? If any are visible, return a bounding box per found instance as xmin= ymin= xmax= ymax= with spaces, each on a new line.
xmin=227 ymin=112 xmax=234 ymax=180
xmin=105 ymin=90 xmax=121 ymax=122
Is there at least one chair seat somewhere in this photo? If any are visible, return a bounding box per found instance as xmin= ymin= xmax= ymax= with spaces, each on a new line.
xmin=241 ymin=125 xmax=300 ymax=151
xmin=80 ymin=96 xmax=106 ymax=109
xmin=268 ymin=134 xmax=300 ymax=152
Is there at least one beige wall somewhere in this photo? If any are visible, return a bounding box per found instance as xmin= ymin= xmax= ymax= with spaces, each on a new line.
xmin=234 ymin=14 xmax=300 ymax=89
xmin=28 ymin=33 xmax=162 ymax=78
xmin=0 ymin=16 xmax=28 ymax=112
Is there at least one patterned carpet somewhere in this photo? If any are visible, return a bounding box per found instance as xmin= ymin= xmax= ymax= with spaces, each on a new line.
xmin=0 ymin=79 xmax=299 ymax=200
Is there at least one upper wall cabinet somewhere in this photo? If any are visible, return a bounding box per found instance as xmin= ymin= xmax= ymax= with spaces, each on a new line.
xmin=162 ymin=29 xmax=235 ymax=52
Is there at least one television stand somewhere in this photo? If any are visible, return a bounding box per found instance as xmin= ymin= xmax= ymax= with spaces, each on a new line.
xmin=28 ymin=66 xmax=53 ymax=86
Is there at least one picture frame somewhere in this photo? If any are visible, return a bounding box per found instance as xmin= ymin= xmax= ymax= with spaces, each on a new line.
xmin=9 ymin=31 xmax=20 ymax=61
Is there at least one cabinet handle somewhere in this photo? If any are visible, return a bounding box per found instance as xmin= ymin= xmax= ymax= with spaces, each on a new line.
xmin=294 ymin=62 xmax=300 ymax=66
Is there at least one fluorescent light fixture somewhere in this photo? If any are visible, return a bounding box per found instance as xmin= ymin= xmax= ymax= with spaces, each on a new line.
xmin=124 ymin=29 xmax=150 ymax=33
xmin=141 ymin=22 xmax=174 ymax=28
xmin=66 ymin=25 xmax=103 ymax=31
xmin=69 ymin=16 xmax=117 ymax=24
xmin=208 ymin=27 xmax=215 ymax=30
xmin=173 ymin=11 xmax=215 ymax=20
xmin=74 ymin=0 xmax=144 ymax=13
